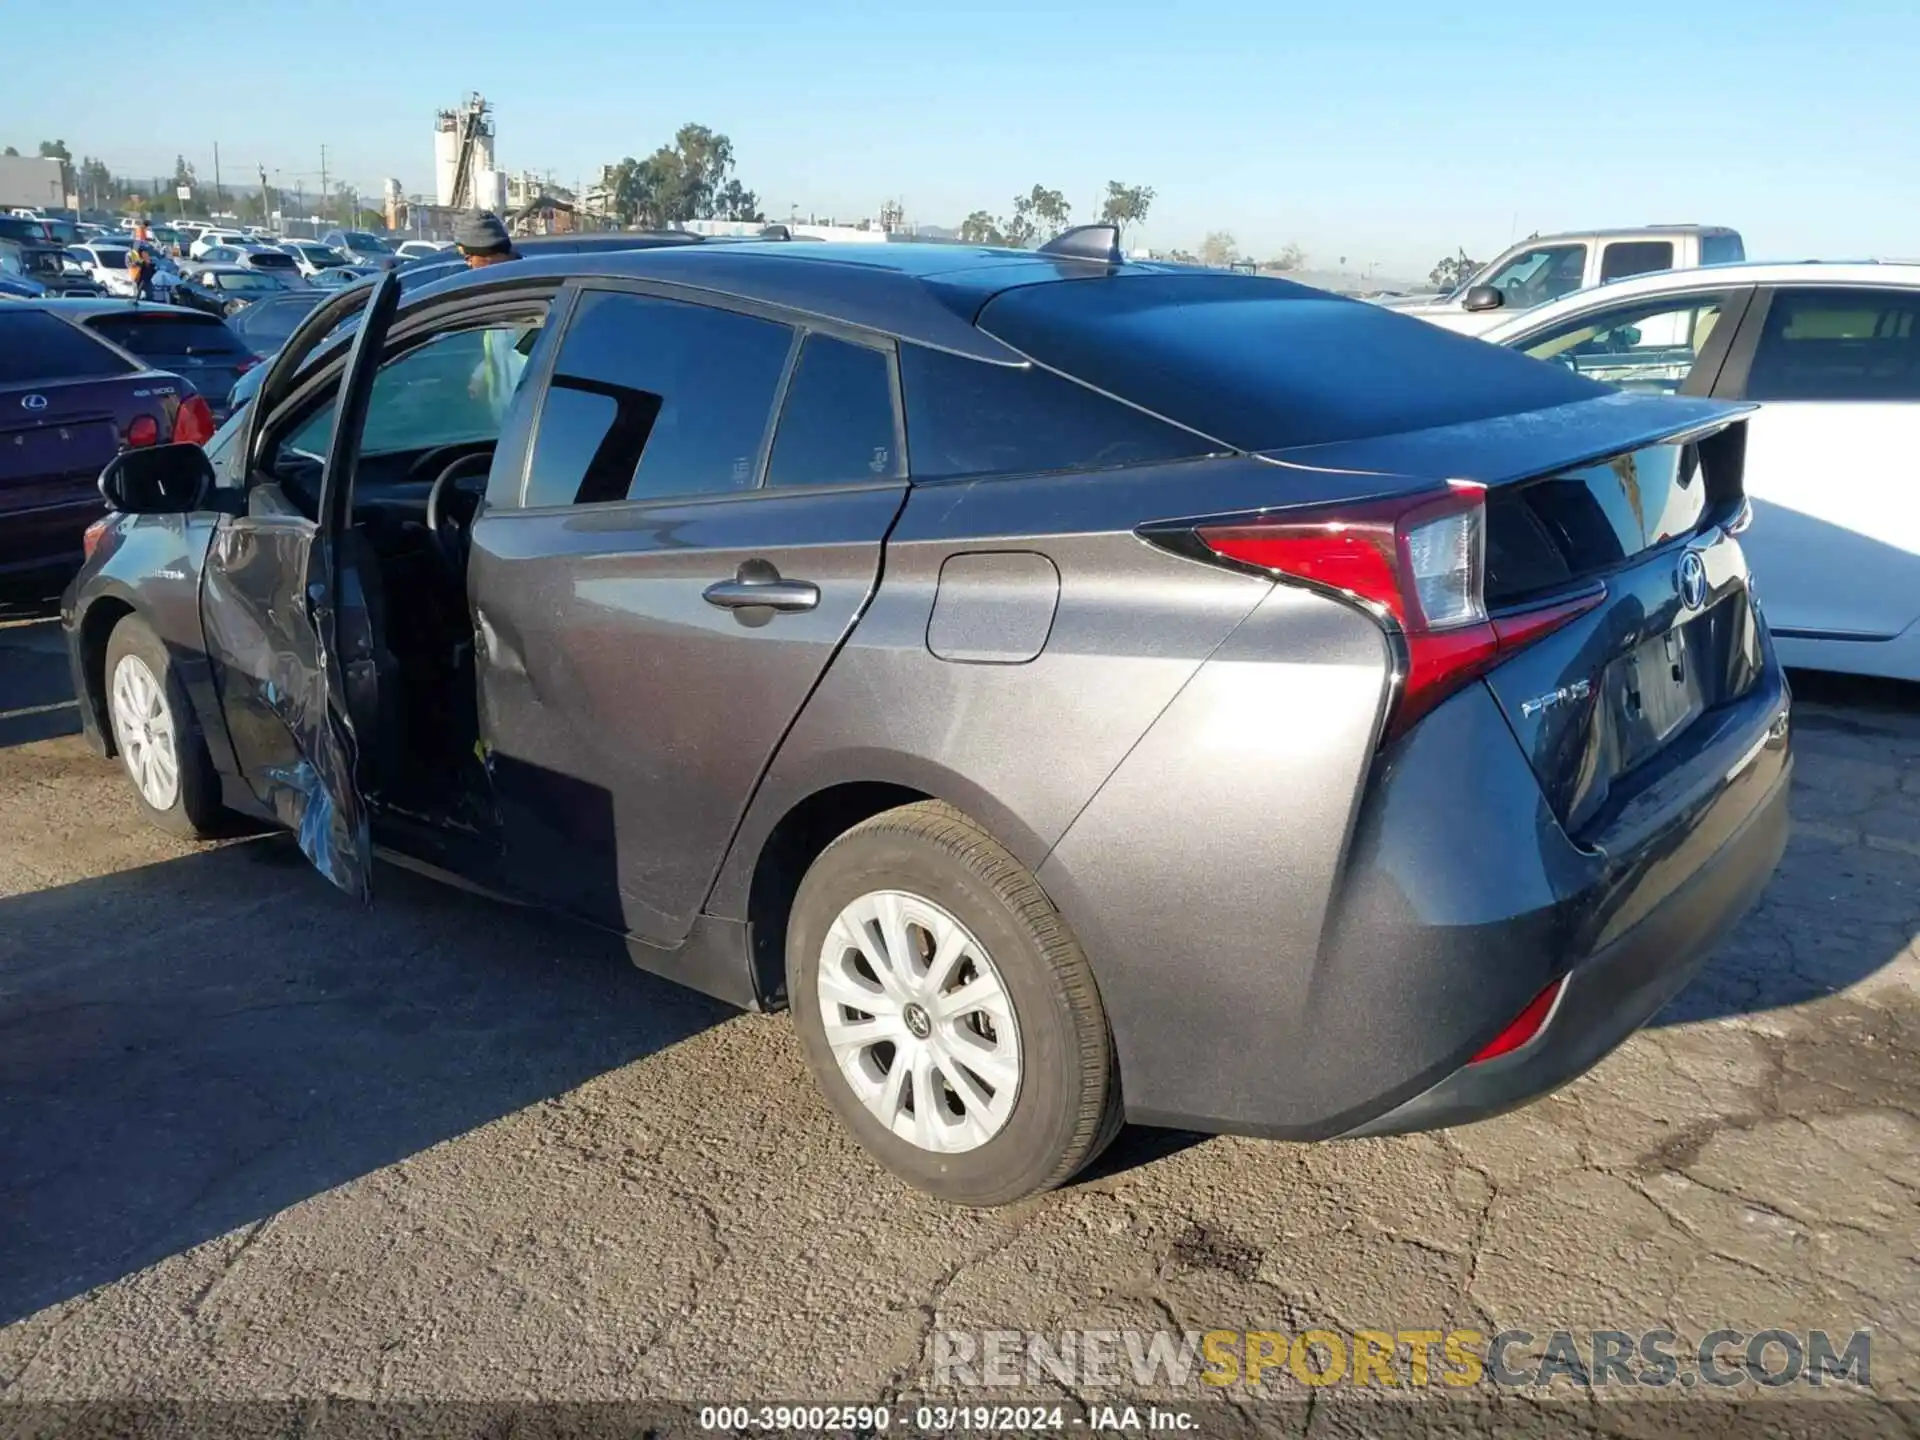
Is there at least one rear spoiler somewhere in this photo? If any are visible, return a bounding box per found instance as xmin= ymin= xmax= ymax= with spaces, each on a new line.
xmin=1256 ymin=391 xmax=1755 ymax=492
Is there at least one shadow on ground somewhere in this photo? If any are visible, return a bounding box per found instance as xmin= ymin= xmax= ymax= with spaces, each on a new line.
xmin=0 ymin=617 xmax=81 ymax=749
xmin=0 ymin=838 xmax=732 ymax=1324
xmin=1656 ymin=668 xmax=1919 ymax=1027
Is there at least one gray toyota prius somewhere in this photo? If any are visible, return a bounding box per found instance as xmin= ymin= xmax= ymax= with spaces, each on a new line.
xmin=63 ymin=230 xmax=1791 ymax=1205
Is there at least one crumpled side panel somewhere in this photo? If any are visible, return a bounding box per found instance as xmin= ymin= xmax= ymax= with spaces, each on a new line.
xmin=200 ymin=513 xmax=372 ymax=901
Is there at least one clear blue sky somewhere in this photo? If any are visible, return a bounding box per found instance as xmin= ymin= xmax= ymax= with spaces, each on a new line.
xmin=5 ymin=0 xmax=1915 ymax=276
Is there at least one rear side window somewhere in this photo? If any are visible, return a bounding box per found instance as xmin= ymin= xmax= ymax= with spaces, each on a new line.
xmin=0 ymin=311 xmax=136 ymax=384
xmin=1744 ymin=288 xmax=1920 ymax=401
xmin=230 ymin=294 xmax=324 ymax=351
xmin=766 ymin=334 xmax=901 ymax=487
xmin=1701 ymin=233 xmax=1745 ymax=265
xmin=900 ymin=345 xmax=1212 ymax=480
xmin=524 ymin=290 xmax=793 ymax=507
xmin=1598 ymin=240 xmax=1674 ymax=283
xmin=88 ymin=313 xmax=246 ymax=359
xmin=979 ymin=274 xmax=1601 ymax=453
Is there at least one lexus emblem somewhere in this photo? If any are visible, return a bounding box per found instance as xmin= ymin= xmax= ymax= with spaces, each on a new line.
xmin=20 ymin=394 xmax=48 ymax=412
xmin=1677 ymin=550 xmax=1708 ymax=611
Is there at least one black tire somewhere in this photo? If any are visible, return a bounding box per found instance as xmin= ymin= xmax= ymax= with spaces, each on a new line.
xmin=788 ymin=800 xmax=1122 ymax=1207
xmin=102 ymin=613 xmax=224 ymax=838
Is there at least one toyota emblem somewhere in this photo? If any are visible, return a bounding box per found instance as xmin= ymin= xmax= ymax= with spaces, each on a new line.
xmin=1677 ymin=550 xmax=1708 ymax=611
xmin=20 ymin=394 xmax=48 ymax=412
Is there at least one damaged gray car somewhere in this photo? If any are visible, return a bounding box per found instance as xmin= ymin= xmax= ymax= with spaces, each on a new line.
xmin=63 ymin=238 xmax=1790 ymax=1204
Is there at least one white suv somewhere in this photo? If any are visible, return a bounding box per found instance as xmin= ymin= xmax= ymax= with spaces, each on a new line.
xmin=188 ymin=228 xmax=251 ymax=261
xmin=1384 ymin=226 xmax=1745 ymax=336
xmin=276 ymin=239 xmax=348 ymax=278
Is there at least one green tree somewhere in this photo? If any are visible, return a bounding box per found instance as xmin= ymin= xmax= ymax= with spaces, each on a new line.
xmin=1265 ymin=243 xmax=1306 ymax=272
xmin=1199 ymin=230 xmax=1238 ymax=269
xmin=1013 ymin=184 xmax=1071 ymax=241
xmin=38 ymin=139 xmax=73 ymax=195
xmin=1429 ymin=248 xmax=1483 ymax=291
xmin=1098 ymin=181 xmax=1154 ymax=242
xmin=1002 ymin=208 xmax=1037 ymax=248
xmin=610 ymin=123 xmax=758 ymax=228
xmin=957 ymin=210 xmax=1005 ymax=245
xmin=3 ymin=146 xmax=17 ymax=157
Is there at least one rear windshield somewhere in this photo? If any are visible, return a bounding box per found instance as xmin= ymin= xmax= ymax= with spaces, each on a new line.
xmin=977 ymin=273 xmax=1603 ymax=452
xmin=0 ymin=310 xmax=138 ymax=385
xmin=343 ymin=232 xmax=389 ymax=251
xmin=87 ymin=312 xmax=247 ymax=360
xmin=1485 ymin=443 xmax=1706 ymax=605
xmin=250 ymin=252 xmax=296 ymax=267
xmin=230 ymin=293 xmax=324 ymax=349
xmin=1701 ymin=233 xmax=1745 ymax=266
xmin=91 ymin=248 xmax=131 ymax=268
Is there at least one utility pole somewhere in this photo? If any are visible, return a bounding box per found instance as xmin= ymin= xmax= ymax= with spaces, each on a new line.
xmin=258 ymin=164 xmax=269 ymax=224
xmin=213 ymin=142 xmax=222 ymax=213
xmin=319 ymin=145 xmax=329 ymax=225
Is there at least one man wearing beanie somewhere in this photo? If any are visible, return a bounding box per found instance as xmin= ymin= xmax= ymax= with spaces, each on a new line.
xmin=453 ymin=211 xmax=528 ymax=416
xmin=454 ymin=210 xmax=516 ymax=268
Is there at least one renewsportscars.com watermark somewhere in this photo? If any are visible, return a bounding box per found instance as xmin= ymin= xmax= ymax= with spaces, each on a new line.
xmin=932 ymin=1327 xmax=1873 ymax=1391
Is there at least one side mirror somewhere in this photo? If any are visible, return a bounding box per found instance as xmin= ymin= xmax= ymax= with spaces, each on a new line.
xmin=1462 ymin=285 xmax=1506 ymax=313
xmin=99 ymin=443 xmax=215 ymax=515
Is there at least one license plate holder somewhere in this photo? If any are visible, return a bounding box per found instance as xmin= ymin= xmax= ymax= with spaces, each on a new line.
xmin=1609 ymin=618 xmax=1709 ymax=771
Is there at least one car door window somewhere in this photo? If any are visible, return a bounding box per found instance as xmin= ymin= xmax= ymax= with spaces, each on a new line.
xmin=1598 ymin=240 xmax=1674 ymax=283
xmin=1743 ymin=288 xmax=1920 ymax=401
xmin=276 ymin=323 xmax=541 ymax=469
xmin=521 ymin=290 xmax=794 ymax=508
xmin=765 ymin=333 xmax=901 ymax=487
xmin=1481 ymin=244 xmax=1588 ymax=308
xmin=1518 ymin=292 xmax=1732 ymax=394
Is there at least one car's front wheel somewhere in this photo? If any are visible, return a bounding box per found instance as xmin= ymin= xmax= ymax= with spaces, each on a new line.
xmin=788 ymin=801 xmax=1122 ymax=1206
xmin=104 ymin=613 xmax=223 ymax=838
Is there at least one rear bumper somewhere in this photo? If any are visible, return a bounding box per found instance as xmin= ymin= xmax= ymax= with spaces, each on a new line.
xmin=1340 ymin=746 xmax=1789 ymax=1137
xmin=0 ymin=499 xmax=100 ymax=580
xmin=1041 ymin=587 xmax=1793 ymax=1140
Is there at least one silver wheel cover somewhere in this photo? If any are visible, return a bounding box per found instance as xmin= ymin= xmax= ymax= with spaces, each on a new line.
xmin=109 ymin=653 xmax=181 ymax=812
xmin=816 ymin=889 xmax=1022 ymax=1154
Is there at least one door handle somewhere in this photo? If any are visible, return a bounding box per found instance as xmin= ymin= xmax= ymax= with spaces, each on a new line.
xmin=703 ymin=566 xmax=820 ymax=613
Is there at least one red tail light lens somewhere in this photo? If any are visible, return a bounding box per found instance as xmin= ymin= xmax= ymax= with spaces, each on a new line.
xmin=1194 ymin=484 xmax=1602 ymax=742
xmin=1470 ymin=976 xmax=1566 ymax=1063
xmin=173 ymin=394 xmax=216 ymax=447
xmin=83 ymin=518 xmax=111 ymax=558
xmin=126 ymin=415 xmax=159 ymax=448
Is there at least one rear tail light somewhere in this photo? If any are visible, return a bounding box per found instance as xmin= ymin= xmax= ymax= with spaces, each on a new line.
xmin=126 ymin=414 xmax=159 ymax=447
xmin=173 ymin=394 xmax=216 ymax=447
xmin=1188 ymin=482 xmax=1603 ymax=742
xmin=1469 ymin=976 xmax=1566 ymax=1063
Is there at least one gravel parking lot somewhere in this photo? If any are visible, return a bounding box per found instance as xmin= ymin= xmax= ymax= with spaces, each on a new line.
xmin=1 ymin=599 xmax=1916 ymax=1428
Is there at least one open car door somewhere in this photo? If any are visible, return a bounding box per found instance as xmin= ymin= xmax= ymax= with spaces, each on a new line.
xmin=198 ymin=271 xmax=402 ymax=900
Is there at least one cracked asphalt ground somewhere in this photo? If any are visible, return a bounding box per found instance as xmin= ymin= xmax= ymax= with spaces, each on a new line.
xmin=1 ymin=601 xmax=1917 ymax=1432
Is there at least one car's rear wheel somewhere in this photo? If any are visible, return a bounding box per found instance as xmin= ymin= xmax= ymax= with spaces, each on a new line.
xmin=788 ymin=801 xmax=1122 ymax=1206
xmin=104 ymin=613 xmax=222 ymax=838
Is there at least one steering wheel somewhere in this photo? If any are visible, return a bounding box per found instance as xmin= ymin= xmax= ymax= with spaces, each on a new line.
xmin=426 ymin=453 xmax=493 ymax=573
xmin=408 ymin=443 xmax=490 ymax=486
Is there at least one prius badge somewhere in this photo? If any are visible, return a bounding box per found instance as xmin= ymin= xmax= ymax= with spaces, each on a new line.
xmin=1520 ymin=677 xmax=1592 ymax=720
